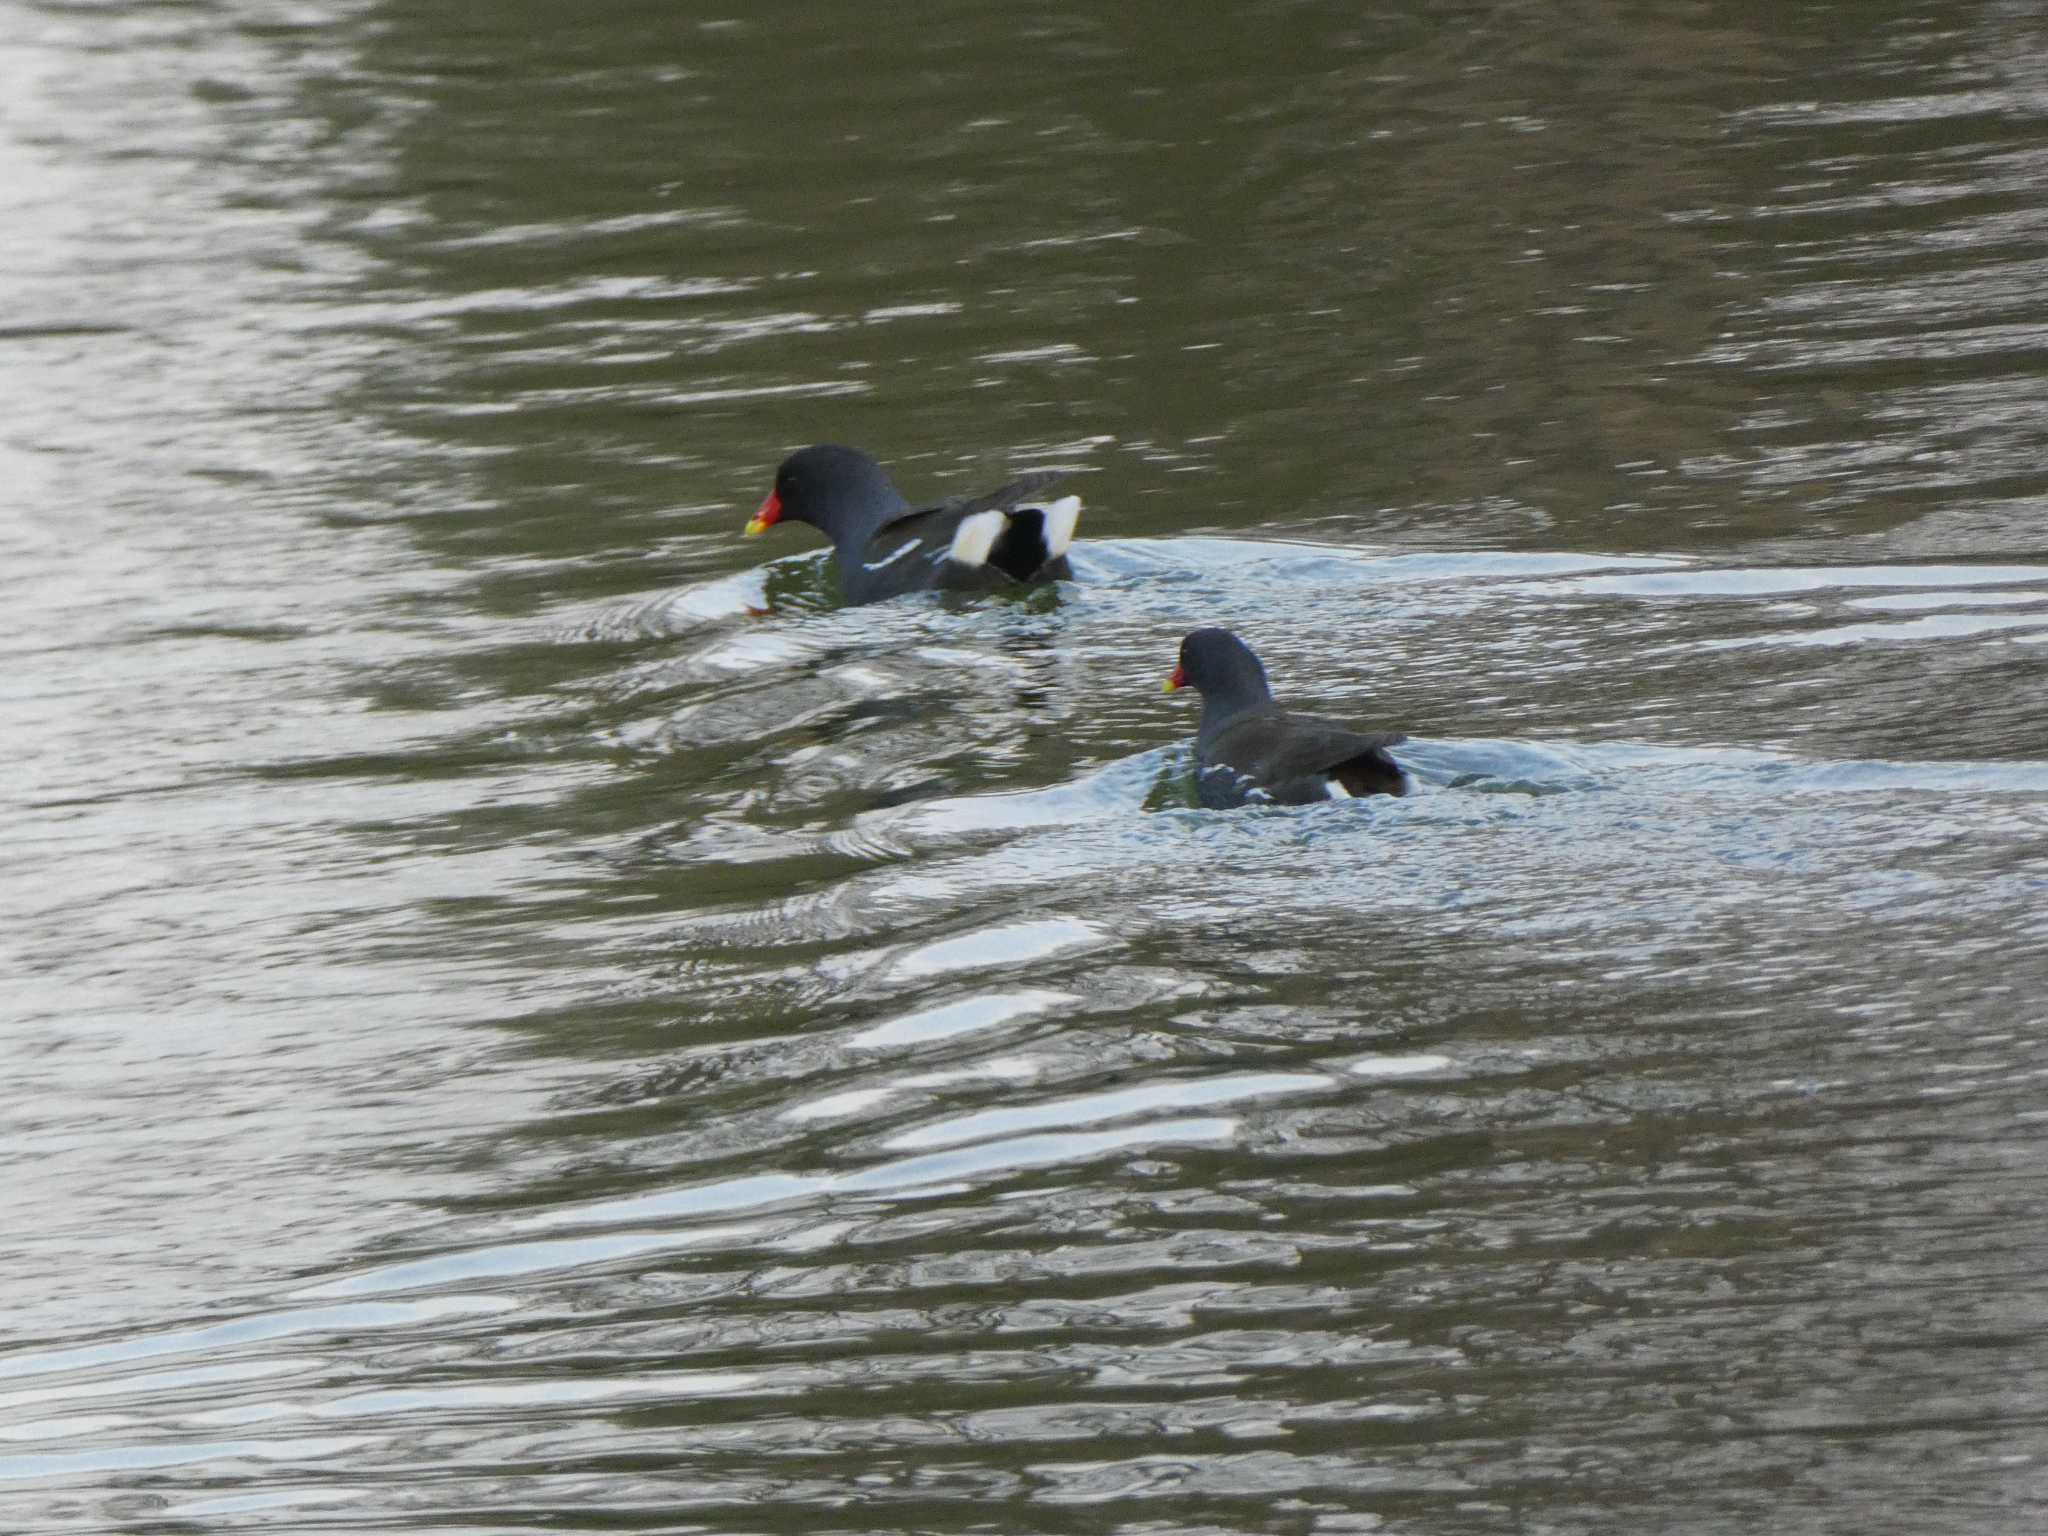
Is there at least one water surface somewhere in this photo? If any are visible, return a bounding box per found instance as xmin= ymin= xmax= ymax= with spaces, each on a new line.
xmin=5 ymin=1 xmax=2048 ymax=1531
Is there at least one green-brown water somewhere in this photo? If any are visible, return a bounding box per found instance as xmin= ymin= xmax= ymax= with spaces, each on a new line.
xmin=6 ymin=2 xmax=2048 ymax=1531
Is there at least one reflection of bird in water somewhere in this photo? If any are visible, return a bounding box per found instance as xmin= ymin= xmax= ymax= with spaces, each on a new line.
xmin=995 ymin=619 xmax=1066 ymax=717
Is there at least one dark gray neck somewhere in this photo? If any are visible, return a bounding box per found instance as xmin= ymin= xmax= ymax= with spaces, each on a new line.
xmin=1195 ymin=674 xmax=1274 ymax=743
xmin=820 ymin=476 xmax=909 ymax=555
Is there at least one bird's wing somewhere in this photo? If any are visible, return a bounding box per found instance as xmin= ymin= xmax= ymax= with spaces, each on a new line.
xmin=1208 ymin=709 xmax=1407 ymax=799
xmin=887 ymin=470 xmax=1071 ymax=529
xmin=880 ymin=471 xmax=1078 ymax=581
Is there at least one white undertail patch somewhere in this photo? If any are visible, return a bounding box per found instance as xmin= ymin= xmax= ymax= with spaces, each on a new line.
xmin=1024 ymin=494 xmax=1082 ymax=558
xmin=948 ymin=509 xmax=1007 ymax=567
xmin=1325 ymin=778 xmax=1354 ymax=800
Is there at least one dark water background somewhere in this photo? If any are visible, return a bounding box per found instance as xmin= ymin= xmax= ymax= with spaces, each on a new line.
xmin=6 ymin=1 xmax=2048 ymax=1530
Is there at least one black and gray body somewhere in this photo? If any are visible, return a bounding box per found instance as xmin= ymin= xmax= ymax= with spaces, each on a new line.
xmin=752 ymin=444 xmax=1079 ymax=606
xmin=1173 ymin=628 xmax=1408 ymax=809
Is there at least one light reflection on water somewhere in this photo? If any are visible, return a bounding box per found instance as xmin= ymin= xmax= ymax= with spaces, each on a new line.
xmin=7 ymin=0 xmax=2048 ymax=1531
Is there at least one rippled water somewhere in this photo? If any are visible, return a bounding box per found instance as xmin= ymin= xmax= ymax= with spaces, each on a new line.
xmin=7 ymin=1 xmax=2048 ymax=1530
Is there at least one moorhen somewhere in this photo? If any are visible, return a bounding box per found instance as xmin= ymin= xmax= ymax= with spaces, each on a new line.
xmin=1163 ymin=628 xmax=1408 ymax=808
xmin=744 ymin=444 xmax=1081 ymax=605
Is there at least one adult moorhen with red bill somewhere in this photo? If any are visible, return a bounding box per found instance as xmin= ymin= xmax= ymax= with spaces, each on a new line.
xmin=1164 ymin=628 xmax=1408 ymax=808
xmin=744 ymin=444 xmax=1081 ymax=606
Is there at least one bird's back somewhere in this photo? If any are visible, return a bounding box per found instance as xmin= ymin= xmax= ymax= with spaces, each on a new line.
xmin=1199 ymin=705 xmax=1407 ymax=806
